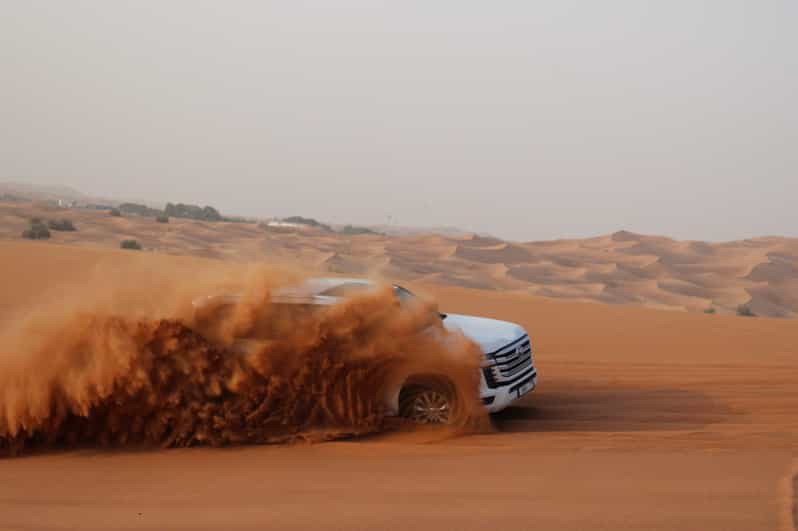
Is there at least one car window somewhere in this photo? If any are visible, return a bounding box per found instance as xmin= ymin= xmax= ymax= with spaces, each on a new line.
xmin=392 ymin=285 xmax=415 ymax=302
xmin=393 ymin=285 xmax=446 ymax=319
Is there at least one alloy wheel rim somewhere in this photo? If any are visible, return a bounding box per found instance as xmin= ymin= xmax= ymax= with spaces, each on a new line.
xmin=408 ymin=390 xmax=451 ymax=424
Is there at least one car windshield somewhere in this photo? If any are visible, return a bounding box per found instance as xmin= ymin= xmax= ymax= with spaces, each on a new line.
xmin=321 ymin=282 xmax=415 ymax=301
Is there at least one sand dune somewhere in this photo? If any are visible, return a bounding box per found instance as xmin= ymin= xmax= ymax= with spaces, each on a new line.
xmin=0 ymin=242 xmax=795 ymax=530
xmin=5 ymin=201 xmax=797 ymax=318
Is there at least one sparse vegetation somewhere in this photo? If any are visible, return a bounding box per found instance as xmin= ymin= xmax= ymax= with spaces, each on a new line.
xmin=340 ymin=225 xmax=381 ymax=236
xmin=85 ymin=203 xmax=114 ymax=210
xmin=109 ymin=208 xmax=121 ymax=217
xmin=703 ymin=307 xmax=716 ymax=314
xmin=116 ymin=201 xmax=234 ymax=223
xmin=736 ymin=304 xmax=756 ymax=317
xmin=47 ymin=219 xmax=77 ymax=231
xmin=165 ymin=203 xmax=222 ymax=222
xmin=120 ymin=239 xmax=142 ymax=250
xmin=22 ymin=220 xmax=51 ymax=240
xmin=222 ymin=216 xmax=255 ymax=223
xmin=120 ymin=202 xmax=162 ymax=217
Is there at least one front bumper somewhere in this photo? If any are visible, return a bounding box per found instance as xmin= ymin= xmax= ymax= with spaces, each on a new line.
xmin=481 ymin=369 xmax=537 ymax=413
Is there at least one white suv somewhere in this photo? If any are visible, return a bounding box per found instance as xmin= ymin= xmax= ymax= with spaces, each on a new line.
xmin=194 ymin=278 xmax=537 ymax=424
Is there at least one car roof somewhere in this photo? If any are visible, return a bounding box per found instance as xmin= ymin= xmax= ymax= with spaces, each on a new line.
xmin=192 ymin=278 xmax=392 ymax=309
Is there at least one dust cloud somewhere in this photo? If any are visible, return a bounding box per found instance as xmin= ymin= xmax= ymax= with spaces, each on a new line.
xmin=0 ymin=262 xmax=485 ymax=456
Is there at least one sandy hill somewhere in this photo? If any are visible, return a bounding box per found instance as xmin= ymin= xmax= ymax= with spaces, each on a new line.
xmin=2 ymin=200 xmax=797 ymax=317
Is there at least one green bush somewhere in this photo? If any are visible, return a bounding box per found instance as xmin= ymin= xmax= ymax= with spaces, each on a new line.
xmin=120 ymin=202 xmax=162 ymax=217
xmin=22 ymin=221 xmax=51 ymax=240
xmin=120 ymin=239 xmax=142 ymax=250
xmin=165 ymin=202 xmax=222 ymax=222
xmin=736 ymin=305 xmax=756 ymax=317
xmin=110 ymin=208 xmax=122 ymax=217
xmin=156 ymin=215 xmax=169 ymax=223
xmin=703 ymin=307 xmax=716 ymax=314
xmin=47 ymin=219 xmax=77 ymax=231
xmin=340 ymin=225 xmax=381 ymax=236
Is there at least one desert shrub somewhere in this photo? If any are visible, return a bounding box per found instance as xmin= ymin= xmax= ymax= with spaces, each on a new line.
xmin=736 ymin=305 xmax=756 ymax=317
xmin=47 ymin=219 xmax=76 ymax=231
xmin=156 ymin=215 xmax=169 ymax=223
xmin=703 ymin=307 xmax=716 ymax=314
xmin=22 ymin=221 xmax=51 ymax=240
xmin=120 ymin=239 xmax=142 ymax=250
xmin=165 ymin=202 xmax=222 ymax=222
xmin=110 ymin=208 xmax=122 ymax=217
xmin=340 ymin=225 xmax=381 ymax=236
xmin=119 ymin=202 xmax=162 ymax=217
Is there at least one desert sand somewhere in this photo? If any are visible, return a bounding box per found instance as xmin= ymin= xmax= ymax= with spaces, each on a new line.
xmin=3 ymin=200 xmax=798 ymax=318
xmin=0 ymin=241 xmax=796 ymax=530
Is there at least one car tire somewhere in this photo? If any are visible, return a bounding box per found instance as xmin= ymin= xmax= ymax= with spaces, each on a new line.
xmin=398 ymin=376 xmax=459 ymax=425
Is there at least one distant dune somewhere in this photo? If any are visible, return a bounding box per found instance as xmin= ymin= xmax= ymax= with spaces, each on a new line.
xmin=2 ymin=200 xmax=797 ymax=317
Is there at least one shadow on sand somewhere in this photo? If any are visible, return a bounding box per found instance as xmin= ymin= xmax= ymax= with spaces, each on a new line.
xmin=493 ymin=384 xmax=736 ymax=433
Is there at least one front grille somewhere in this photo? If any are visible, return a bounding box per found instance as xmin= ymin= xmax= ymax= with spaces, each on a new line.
xmin=483 ymin=336 xmax=534 ymax=389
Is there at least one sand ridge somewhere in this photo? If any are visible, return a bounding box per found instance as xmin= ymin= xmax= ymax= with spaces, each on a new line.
xmin=3 ymin=201 xmax=797 ymax=317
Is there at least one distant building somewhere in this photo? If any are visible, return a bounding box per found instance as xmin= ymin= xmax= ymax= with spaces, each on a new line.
xmin=266 ymin=220 xmax=305 ymax=229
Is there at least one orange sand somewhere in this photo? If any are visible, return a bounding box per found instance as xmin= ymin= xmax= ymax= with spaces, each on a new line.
xmin=0 ymin=242 xmax=795 ymax=530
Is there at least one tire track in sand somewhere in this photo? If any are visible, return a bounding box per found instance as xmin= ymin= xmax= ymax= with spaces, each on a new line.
xmin=792 ymin=468 xmax=797 ymax=531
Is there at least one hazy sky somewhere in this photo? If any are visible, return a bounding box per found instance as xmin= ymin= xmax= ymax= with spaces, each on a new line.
xmin=2 ymin=1 xmax=796 ymax=241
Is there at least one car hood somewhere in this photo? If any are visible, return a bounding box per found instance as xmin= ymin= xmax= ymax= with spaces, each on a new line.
xmin=442 ymin=313 xmax=527 ymax=354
